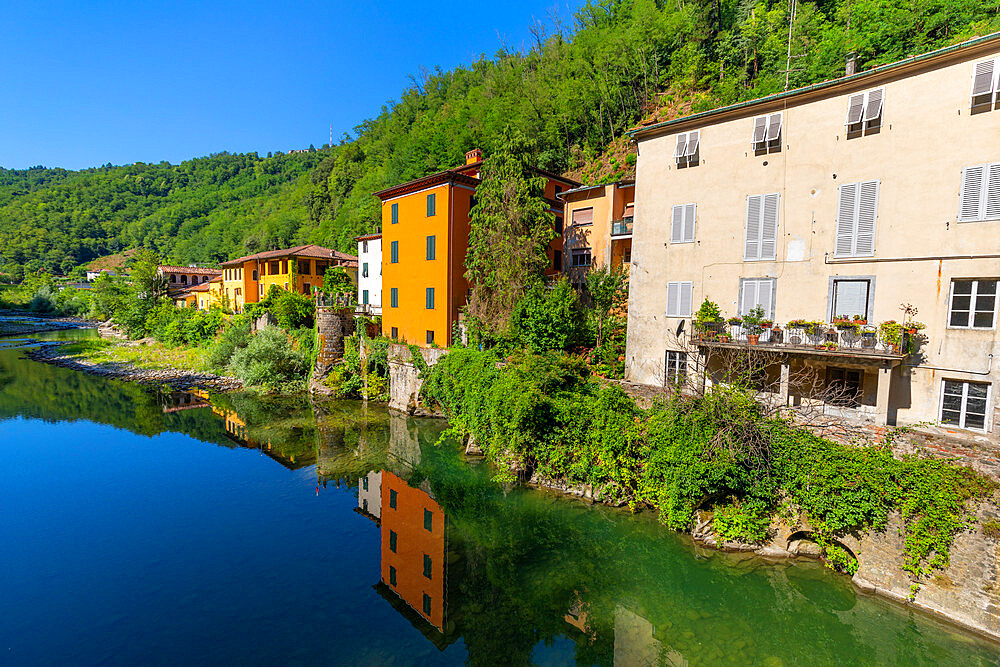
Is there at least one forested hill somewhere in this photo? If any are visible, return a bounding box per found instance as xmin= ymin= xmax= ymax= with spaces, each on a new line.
xmin=3 ymin=0 xmax=998 ymax=277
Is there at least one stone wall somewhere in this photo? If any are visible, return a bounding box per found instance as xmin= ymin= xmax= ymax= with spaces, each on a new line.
xmin=387 ymin=344 xmax=447 ymax=416
xmin=313 ymin=307 xmax=356 ymax=379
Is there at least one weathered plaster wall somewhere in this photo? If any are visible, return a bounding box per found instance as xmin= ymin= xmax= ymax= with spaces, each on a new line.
xmin=387 ymin=343 xmax=447 ymax=416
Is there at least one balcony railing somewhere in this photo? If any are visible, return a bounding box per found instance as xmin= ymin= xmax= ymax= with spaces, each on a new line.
xmin=692 ymin=321 xmax=911 ymax=358
xmin=611 ymin=216 xmax=634 ymax=237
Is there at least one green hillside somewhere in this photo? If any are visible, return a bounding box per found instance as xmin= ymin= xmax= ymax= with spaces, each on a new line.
xmin=2 ymin=0 xmax=997 ymax=277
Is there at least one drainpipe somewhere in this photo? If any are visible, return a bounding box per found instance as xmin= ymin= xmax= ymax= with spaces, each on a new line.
xmin=908 ymin=353 xmax=994 ymax=376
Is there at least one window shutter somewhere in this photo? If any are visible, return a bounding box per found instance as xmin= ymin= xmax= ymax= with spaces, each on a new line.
xmin=960 ymin=165 xmax=985 ymax=222
xmin=972 ymin=59 xmax=996 ymax=102
xmin=740 ymin=280 xmax=758 ymax=315
xmin=761 ymin=193 xmax=779 ymax=260
xmin=758 ymin=279 xmax=774 ymax=318
xmin=679 ymin=282 xmax=693 ymax=317
xmin=846 ymin=93 xmax=865 ymax=125
xmin=686 ymin=131 xmax=700 ymax=157
xmin=986 ymin=163 xmax=1000 ymax=220
xmin=666 ymin=282 xmax=680 ymax=316
xmin=855 ymin=180 xmax=879 ymax=256
xmin=674 ymin=135 xmax=687 ymax=158
xmin=863 ymin=88 xmax=883 ymax=122
xmin=683 ymin=203 xmax=696 ymax=242
xmin=766 ymin=113 xmax=782 ymax=141
xmin=573 ymin=208 xmax=593 ymax=225
xmin=833 ymin=280 xmax=869 ymax=318
xmin=752 ymin=116 xmax=767 ymax=146
xmin=744 ymin=195 xmax=762 ymax=259
xmin=835 ymin=183 xmax=858 ymax=257
xmin=671 ymin=205 xmax=684 ymax=242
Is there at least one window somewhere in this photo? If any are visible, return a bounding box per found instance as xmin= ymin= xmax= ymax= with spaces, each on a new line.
xmin=970 ymin=58 xmax=1000 ymax=111
xmin=834 ymin=180 xmax=879 ymax=258
xmin=426 ymin=330 xmax=435 ymax=345
xmin=390 ymin=241 xmax=399 ymax=263
xmin=470 ymin=195 xmax=476 ymax=211
xmin=202 ymin=276 xmax=208 ymax=283
xmin=666 ymin=351 xmax=687 ymax=386
xmin=362 ymin=498 xmax=368 ymax=511
xmin=424 ymin=508 xmax=432 ymax=531
xmin=389 ymin=488 xmax=397 ymax=509
xmin=391 ymin=326 xmax=398 ymax=339
xmin=553 ymin=184 xmax=562 ymax=196
xmin=958 ymin=162 xmax=1000 ymax=222
xmin=673 ymin=130 xmax=700 ymax=167
xmin=670 ymin=203 xmax=696 ymax=243
xmin=948 ymin=279 xmax=997 ymax=328
xmin=752 ymin=113 xmax=782 ymax=153
xmin=389 ymin=566 xmax=397 ymax=586
xmin=666 ymin=281 xmax=693 ymax=317
xmin=744 ymin=193 xmax=779 ymax=261
xmin=298 ymin=260 xmax=311 ymax=275
xmin=269 ymin=260 xmax=279 ymax=275
xmin=362 ymin=476 xmax=368 ymax=491
xmin=390 ymin=288 xmax=398 ymax=308
xmin=827 ymin=367 xmax=864 ymax=407
xmin=555 ymin=216 xmax=563 ymax=234
xmin=389 ymin=530 xmax=397 ymax=553
xmin=571 ymin=248 xmax=592 ymax=267
xmin=553 ymin=249 xmax=562 ymax=272
xmin=422 ymin=593 xmax=431 ymax=616
xmin=426 ymin=235 xmax=436 ymax=260
xmin=425 ymin=287 xmax=435 ymax=309
xmin=362 ymin=240 xmax=369 ymax=253
xmin=252 ymin=269 xmax=258 ymax=281
xmin=941 ymin=380 xmax=990 ymax=431
xmin=281 ymin=260 xmax=288 ymax=273
xmin=362 ymin=262 xmax=369 ymax=278
xmin=739 ymin=278 xmax=775 ymax=318
xmin=362 ymin=289 xmax=369 ymax=305
xmin=624 ymin=249 xmax=632 ymax=264
xmin=572 ymin=208 xmax=594 ymax=226
xmin=845 ymin=88 xmax=883 ymax=136
xmin=426 ymin=193 xmax=436 ymax=216
xmin=391 ymin=202 xmax=399 ymax=224
xmin=181 ymin=275 xmax=187 ymax=284
xmin=423 ymin=554 xmax=432 ymax=579
xmin=831 ymin=279 xmax=871 ymax=320
xmin=316 ymin=262 xmax=328 ymax=275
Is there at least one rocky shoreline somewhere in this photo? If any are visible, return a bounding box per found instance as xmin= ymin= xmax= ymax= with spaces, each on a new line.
xmin=0 ymin=310 xmax=96 ymax=336
xmin=25 ymin=342 xmax=243 ymax=392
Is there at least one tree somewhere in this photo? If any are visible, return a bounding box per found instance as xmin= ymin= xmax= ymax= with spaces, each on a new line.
xmin=129 ymin=249 xmax=167 ymax=301
xmin=323 ymin=266 xmax=353 ymax=295
xmin=511 ymin=278 xmax=580 ymax=352
xmin=465 ymin=130 xmax=555 ymax=340
xmin=586 ymin=265 xmax=628 ymax=349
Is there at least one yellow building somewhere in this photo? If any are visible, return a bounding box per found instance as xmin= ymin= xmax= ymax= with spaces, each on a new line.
xmin=559 ymin=180 xmax=634 ymax=289
xmin=375 ymin=149 xmax=577 ymax=347
xmin=218 ymin=245 xmax=358 ymax=313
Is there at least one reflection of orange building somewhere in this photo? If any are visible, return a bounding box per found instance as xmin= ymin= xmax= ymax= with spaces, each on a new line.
xmin=375 ymin=149 xmax=578 ymax=347
xmin=379 ymin=470 xmax=446 ymax=632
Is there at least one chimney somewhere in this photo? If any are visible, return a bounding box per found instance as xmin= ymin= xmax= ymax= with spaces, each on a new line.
xmin=465 ymin=148 xmax=482 ymax=165
xmin=845 ymin=52 xmax=858 ymax=77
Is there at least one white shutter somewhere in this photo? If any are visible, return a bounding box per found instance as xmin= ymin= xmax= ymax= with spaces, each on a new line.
xmin=666 ymin=282 xmax=680 ymax=316
xmin=679 ymin=282 xmax=693 ymax=317
xmin=686 ymin=131 xmax=700 ymax=157
xmin=760 ymin=193 xmax=779 ymax=260
xmin=855 ymin=180 xmax=879 ymax=256
xmin=986 ymin=163 xmax=1000 ymax=221
xmin=833 ymin=280 xmax=869 ymax=319
xmin=752 ymin=116 xmax=767 ymax=146
xmin=846 ymin=93 xmax=864 ymax=125
xmin=741 ymin=279 xmax=775 ymax=318
xmin=863 ymin=88 xmax=883 ymax=122
xmin=740 ymin=280 xmax=758 ymax=316
xmin=766 ymin=113 xmax=782 ymax=141
xmin=674 ymin=134 xmax=687 ymax=159
xmin=960 ymin=165 xmax=985 ymax=222
xmin=671 ymin=205 xmax=684 ymax=242
xmin=744 ymin=195 xmax=762 ymax=259
xmin=972 ymin=59 xmax=996 ymax=104
xmin=835 ymin=183 xmax=858 ymax=257
xmin=683 ymin=203 xmax=696 ymax=242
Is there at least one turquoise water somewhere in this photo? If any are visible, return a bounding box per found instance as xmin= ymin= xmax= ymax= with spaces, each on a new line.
xmin=1 ymin=328 xmax=998 ymax=665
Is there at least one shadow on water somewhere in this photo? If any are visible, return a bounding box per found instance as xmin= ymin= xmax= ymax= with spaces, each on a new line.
xmin=1 ymin=329 xmax=999 ymax=665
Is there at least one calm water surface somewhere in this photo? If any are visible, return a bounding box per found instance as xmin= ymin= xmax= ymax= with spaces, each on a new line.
xmin=1 ymin=327 xmax=998 ymax=665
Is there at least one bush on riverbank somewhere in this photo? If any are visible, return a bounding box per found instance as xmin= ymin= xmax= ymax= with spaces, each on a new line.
xmin=227 ymin=326 xmax=311 ymax=391
xmin=422 ymin=348 xmax=997 ymax=579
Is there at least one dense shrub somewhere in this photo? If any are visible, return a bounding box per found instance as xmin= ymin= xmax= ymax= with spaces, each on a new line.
xmin=247 ymin=285 xmax=315 ymax=329
xmin=510 ymin=279 xmax=581 ymax=353
xmin=208 ymin=316 xmax=252 ymax=370
xmin=227 ymin=326 xmax=310 ymax=389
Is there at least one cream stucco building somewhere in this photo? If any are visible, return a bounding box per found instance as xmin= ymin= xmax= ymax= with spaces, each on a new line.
xmin=626 ymin=32 xmax=1000 ymax=433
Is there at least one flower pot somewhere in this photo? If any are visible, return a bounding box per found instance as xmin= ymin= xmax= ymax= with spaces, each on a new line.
xmin=905 ymin=328 xmax=917 ymax=335
xmin=747 ymin=334 xmax=760 ymax=345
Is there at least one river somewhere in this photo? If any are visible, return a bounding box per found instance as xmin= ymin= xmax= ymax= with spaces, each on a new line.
xmin=1 ymin=327 xmax=998 ymax=665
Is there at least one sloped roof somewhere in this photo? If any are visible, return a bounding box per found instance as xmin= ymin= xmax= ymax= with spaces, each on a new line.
xmin=220 ymin=244 xmax=358 ymax=267
xmin=158 ymin=265 xmax=222 ymax=276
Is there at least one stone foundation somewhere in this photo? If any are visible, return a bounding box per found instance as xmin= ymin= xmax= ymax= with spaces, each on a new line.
xmin=311 ymin=307 xmax=356 ymax=385
xmin=387 ymin=344 xmax=447 ymax=416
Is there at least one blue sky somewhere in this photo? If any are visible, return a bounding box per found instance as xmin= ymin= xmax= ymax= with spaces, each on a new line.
xmin=0 ymin=0 xmax=582 ymax=171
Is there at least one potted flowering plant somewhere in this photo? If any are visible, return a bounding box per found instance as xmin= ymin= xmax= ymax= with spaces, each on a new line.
xmin=878 ymin=320 xmax=904 ymax=354
xmin=742 ymin=305 xmax=766 ymax=345
xmin=852 ymin=314 xmax=868 ymax=325
xmin=727 ymin=316 xmax=743 ymax=326
xmin=693 ymin=299 xmax=724 ymax=339
xmin=787 ymin=319 xmax=810 ymax=328
xmin=761 ymin=319 xmax=773 ymax=329
xmin=821 ymin=341 xmax=838 ymax=351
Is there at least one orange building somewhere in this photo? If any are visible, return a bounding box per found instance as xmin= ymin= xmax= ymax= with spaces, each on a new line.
xmin=217 ymin=244 xmax=358 ymax=313
xmin=559 ymin=180 xmax=634 ymax=290
xmin=379 ymin=470 xmax=447 ymax=632
xmin=375 ymin=149 xmax=578 ymax=346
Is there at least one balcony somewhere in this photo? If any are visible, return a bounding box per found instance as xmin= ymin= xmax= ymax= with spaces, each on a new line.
xmin=691 ymin=321 xmax=910 ymax=362
xmin=610 ymin=216 xmax=633 ymax=237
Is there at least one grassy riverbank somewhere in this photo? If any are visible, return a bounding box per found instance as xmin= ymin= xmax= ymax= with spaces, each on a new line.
xmin=58 ymin=339 xmax=213 ymax=374
xmin=421 ymin=348 xmax=998 ymax=581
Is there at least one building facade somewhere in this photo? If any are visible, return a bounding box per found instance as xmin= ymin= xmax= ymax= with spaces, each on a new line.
xmin=626 ymin=33 xmax=1000 ymax=433
xmin=376 ymin=149 xmax=577 ymax=346
xmin=357 ymin=233 xmax=382 ymax=314
xmin=559 ymin=180 xmax=634 ymax=288
xmin=158 ymin=265 xmax=222 ymax=296
xmin=218 ymin=245 xmax=358 ymax=313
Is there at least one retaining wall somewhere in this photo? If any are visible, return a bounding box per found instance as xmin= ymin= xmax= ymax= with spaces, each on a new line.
xmin=387 ymin=344 xmax=447 ymax=416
